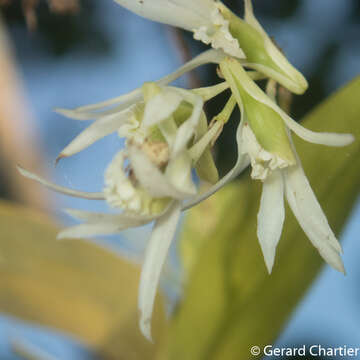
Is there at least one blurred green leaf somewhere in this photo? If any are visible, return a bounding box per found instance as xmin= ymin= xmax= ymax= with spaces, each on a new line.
xmin=0 ymin=201 xmax=166 ymax=360
xmin=158 ymin=77 xmax=360 ymax=360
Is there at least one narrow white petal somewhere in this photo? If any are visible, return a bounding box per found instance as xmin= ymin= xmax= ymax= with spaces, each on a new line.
xmin=138 ymin=202 xmax=181 ymax=341
xmin=114 ymin=0 xmax=213 ymax=32
xmin=170 ymin=89 xmax=203 ymax=157
xmin=257 ymin=170 xmax=285 ymax=273
xmin=54 ymin=103 xmax=134 ymax=121
xmin=192 ymin=81 xmax=229 ymax=101
xmin=65 ymin=88 xmax=142 ymax=115
xmin=58 ymin=208 xmax=169 ymax=239
xmin=128 ymin=145 xmax=193 ymax=200
xmin=57 ymin=220 xmax=147 ymax=239
xmin=142 ymin=90 xmax=183 ymax=127
xmin=17 ymin=166 xmax=105 ymax=200
xmin=58 ymin=109 xmax=133 ymax=159
xmin=56 ymin=49 xmax=224 ymax=120
xmin=284 ymin=162 xmax=344 ymax=273
xmin=57 ymin=223 xmax=129 ymax=239
xmin=54 ymin=107 xmax=98 ymax=121
xmin=165 ymin=152 xmax=197 ymax=196
xmin=281 ymin=116 xmax=355 ymax=147
xmin=63 ymin=208 xmax=161 ymax=223
xmin=157 ymin=49 xmax=225 ymax=85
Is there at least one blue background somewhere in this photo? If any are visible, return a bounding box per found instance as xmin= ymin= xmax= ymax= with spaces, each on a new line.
xmin=1 ymin=0 xmax=359 ymax=358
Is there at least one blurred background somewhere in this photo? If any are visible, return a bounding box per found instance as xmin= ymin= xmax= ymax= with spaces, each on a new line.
xmin=0 ymin=0 xmax=359 ymax=358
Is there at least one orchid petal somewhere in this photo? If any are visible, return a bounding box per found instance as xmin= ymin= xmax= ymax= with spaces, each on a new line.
xmin=138 ymin=201 xmax=181 ymax=341
xmin=114 ymin=0 xmax=244 ymax=58
xmin=192 ymin=81 xmax=229 ymax=101
xmin=142 ymin=90 xmax=183 ymax=127
xmin=128 ymin=145 xmax=193 ymax=200
xmin=114 ymin=0 xmax=214 ymax=32
xmin=157 ymin=49 xmax=225 ymax=85
xmin=281 ymin=115 xmax=355 ymax=147
xmin=58 ymin=207 xmax=172 ymax=239
xmin=17 ymin=166 xmax=105 ymax=200
xmin=63 ymin=208 xmax=161 ymax=223
xmin=257 ymin=170 xmax=285 ymax=273
xmin=284 ymin=162 xmax=344 ymax=273
xmin=58 ymin=108 xmax=134 ymax=159
xmin=170 ymin=89 xmax=203 ymax=157
xmin=57 ymin=222 xmax=146 ymax=239
xmin=55 ymin=87 xmax=142 ymax=120
xmin=165 ymin=152 xmax=197 ymax=196
xmin=56 ymin=49 xmax=224 ymax=120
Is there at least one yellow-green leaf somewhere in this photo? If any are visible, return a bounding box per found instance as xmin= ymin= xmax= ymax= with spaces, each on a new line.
xmin=0 ymin=200 xmax=166 ymax=360
xmin=159 ymin=77 xmax=360 ymax=360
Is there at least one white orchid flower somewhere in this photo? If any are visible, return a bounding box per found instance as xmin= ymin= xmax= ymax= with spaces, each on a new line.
xmin=113 ymin=0 xmax=245 ymax=59
xmin=18 ymin=74 xmax=241 ymax=341
xmin=113 ymin=0 xmax=307 ymax=94
xmin=54 ymin=49 xmax=226 ymax=161
xmin=219 ymin=57 xmax=354 ymax=273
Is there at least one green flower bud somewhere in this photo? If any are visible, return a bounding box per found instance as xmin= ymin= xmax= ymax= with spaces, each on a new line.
xmin=220 ymin=57 xmax=296 ymax=170
xmin=218 ymin=0 xmax=308 ymax=94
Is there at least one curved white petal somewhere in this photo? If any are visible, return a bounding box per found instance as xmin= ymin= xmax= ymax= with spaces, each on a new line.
xmin=17 ymin=166 xmax=105 ymax=200
xmin=58 ymin=108 xmax=133 ymax=159
xmin=142 ymin=90 xmax=183 ymax=127
xmin=165 ymin=152 xmax=197 ymax=196
xmin=57 ymin=222 xmax=140 ymax=239
xmin=138 ymin=201 xmax=181 ymax=341
xmin=55 ymin=87 xmax=142 ymax=119
xmin=63 ymin=208 xmax=161 ymax=223
xmin=257 ymin=170 xmax=285 ymax=273
xmin=192 ymin=81 xmax=229 ymax=101
xmin=281 ymin=115 xmax=355 ymax=147
xmin=157 ymin=49 xmax=225 ymax=85
xmin=114 ymin=0 xmax=213 ymax=32
xmin=284 ymin=162 xmax=344 ymax=273
xmin=58 ymin=207 xmax=171 ymax=239
xmin=55 ymin=49 xmax=224 ymax=120
xmin=115 ymin=0 xmax=243 ymax=58
xmin=170 ymin=89 xmax=203 ymax=157
xmin=128 ymin=145 xmax=193 ymax=200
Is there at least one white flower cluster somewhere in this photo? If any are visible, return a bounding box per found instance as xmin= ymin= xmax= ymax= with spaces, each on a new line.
xmin=19 ymin=0 xmax=354 ymax=341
